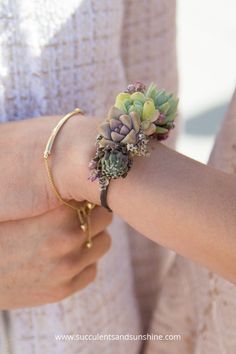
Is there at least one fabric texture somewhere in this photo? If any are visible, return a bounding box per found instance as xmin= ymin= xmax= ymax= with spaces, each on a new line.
xmin=0 ymin=1 xmax=177 ymax=353
xmin=1 ymin=0 xmax=235 ymax=353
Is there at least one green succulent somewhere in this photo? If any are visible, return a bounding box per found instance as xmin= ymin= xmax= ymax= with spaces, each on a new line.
xmin=90 ymin=82 xmax=179 ymax=189
xmin=143 ymin=83 xmax=179 ymax=126
xmin=114 ymin=82 xmax=178 ymax=137
xmin=101 ymin=149 xmax=131 ymax=179
xmin=140 ymin=98 xmax=160 ymax=135
xmin=154 ymin=90 xmax=179 ymax=123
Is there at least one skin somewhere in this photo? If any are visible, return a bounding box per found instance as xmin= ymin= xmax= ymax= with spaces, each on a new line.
xmin=105 ymin=144 xmax=236 ymax=283
xmin=62 ymin=115 xmax=236 ymax=284
xmin=0 ymin=115 xmax=112 ymax=309
xmin=1 ymin=112 xmax=236 ymax=310
xmin=0 ymin=206 xmax=111 ymax=309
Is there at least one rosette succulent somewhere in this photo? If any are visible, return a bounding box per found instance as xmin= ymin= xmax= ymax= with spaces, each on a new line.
xmin=113 ymin=82 xmax=179 ymax=140
xmin=101 ymin=149 xmax=131 ymax=179
xmin=98 ymin=109 xmax=141 ymax=146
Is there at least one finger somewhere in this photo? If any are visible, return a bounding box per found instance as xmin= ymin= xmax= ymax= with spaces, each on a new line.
xmin=57 ymin=231 xmax=111 ymax=280
xmin=88 ymin=206 xmax=113 ymax=237
xmin=72 ymin=231 xmax=111 ymax=275
xmin=74 ymin=206 xmax=113 ymax=245
xmin=45 ymin=207 xmax=112 ymax=257
xmin=68 ymin=263 xmax=97 ymax=294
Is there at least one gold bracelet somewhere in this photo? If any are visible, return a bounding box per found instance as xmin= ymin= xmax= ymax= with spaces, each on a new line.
xmin=43 ymin=108 xmax=96 ymax=248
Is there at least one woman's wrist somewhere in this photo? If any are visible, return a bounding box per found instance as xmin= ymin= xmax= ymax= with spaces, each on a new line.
xmin=54 ymin=82 xmax=178 ymax=211
xmin=55 ymin=113 xmax=102 ymax=206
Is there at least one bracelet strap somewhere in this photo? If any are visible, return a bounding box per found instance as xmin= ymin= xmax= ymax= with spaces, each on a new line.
xmin=100 ymin=185 xmax=112 ymax=212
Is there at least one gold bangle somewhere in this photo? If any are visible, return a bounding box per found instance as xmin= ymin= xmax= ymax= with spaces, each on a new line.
xmin=43 ymin=108 xmax=96 ymax=248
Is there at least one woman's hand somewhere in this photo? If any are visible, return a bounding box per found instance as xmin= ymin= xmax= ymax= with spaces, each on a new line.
xmin=0 ymin=114 xmax=101 ymax=222
xmin=0 ymin=205 xmax=112 ymax=309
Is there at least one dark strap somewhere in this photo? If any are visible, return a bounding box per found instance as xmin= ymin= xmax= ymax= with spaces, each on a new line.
xmin=100 ymin=184 xmax=113 ymax=212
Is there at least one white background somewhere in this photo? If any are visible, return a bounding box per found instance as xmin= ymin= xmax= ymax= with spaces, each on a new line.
xmin=177 ymin=0 xmax=236 ymax=162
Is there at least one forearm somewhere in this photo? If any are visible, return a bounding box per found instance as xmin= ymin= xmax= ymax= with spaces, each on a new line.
xmin=11 ymin=113 xmax=234 ymax=282
xmin=89 ymin=142 xmax=236 ymax=282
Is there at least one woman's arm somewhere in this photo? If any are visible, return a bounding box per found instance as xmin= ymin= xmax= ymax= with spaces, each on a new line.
xmin=108 ymin=143 xmax=236 ymax=283
xmin=64 ymin=116 xmax=236 ymax=283
xmin=2 ymin=113 xmax=236 ymax=282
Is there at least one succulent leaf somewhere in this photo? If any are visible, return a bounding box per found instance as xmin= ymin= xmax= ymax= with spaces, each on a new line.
xmin=115 ymin=93 xmax=131 ymax=111
xmin=145 ymin=82 xmax=158 ymax=101
xmin=128 ymin=101 xmax=142 ymax=117
xmin=130 ymin=92 xmax=146 ymax=103
xmin=155 ymin=91 xmax=172 ymax=107
xmin=107 ymin=106 xmax=124 ymax=120
xmin=166 ymin=98 xmax=179 ymax=115
xmin=141 ymin=120 xmax=150 ymax=129
xmin=156 ymin=126 xmax=169 ymax=134
xmin=129 ymin=111 xmax=141 ymax=132
xmin=142 ymin=99 xmax=156 ymax=121
xmin=121 ymin=129 xmax=137 ymax=144
xmin=150 ymin=110 xmax=160 ymax=122
xmin=127 ymin=104 xmax=135 ymax=113
xmin=119 ymin=114 xmax=132 ymax=129
xmin=110 ymin=118 xmax=121 ymax=130
xmin=98 ymin=123 xmax=111 ymax=139
xmin=123 ymin=99 xmax=132 ymax=113
xmin=165 ymin=110 xmax=177 ymax=122
xmin=120 ymin=125 xmax=130 ymax=135
xmin=111 ymin=131 xmax=124 ymax=142
xmin=99 ymin=138 xmax=115 ymax=147
xmin=144 ymin=123 xmax=156 ymax=135
xmin=159 ymin=102 xmax=170 ymax=114
xmin=141 ymin=121 xmax=156 ymax=136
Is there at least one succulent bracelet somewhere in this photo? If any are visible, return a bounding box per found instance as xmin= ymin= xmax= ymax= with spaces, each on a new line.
xmin=89 ymin=82 xmax=179 ymax=212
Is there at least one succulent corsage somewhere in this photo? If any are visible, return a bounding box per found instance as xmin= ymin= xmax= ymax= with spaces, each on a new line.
xmin=89 ymin=82 xmax=179 ymax=211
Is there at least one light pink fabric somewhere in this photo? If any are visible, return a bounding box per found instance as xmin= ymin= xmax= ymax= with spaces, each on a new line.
xmin=1 ymin=0 xmax=235 ymax=353
xmin=0 ymin=1 xmax=177 ymax=353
